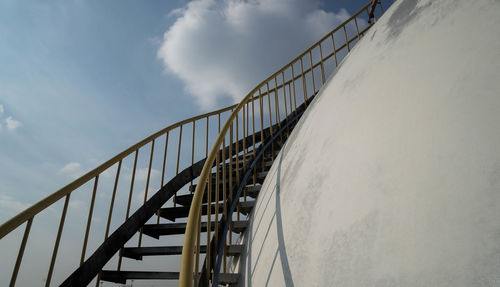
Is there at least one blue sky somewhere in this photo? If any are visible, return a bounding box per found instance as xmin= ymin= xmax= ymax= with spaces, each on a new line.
xmin=0 ymin=0 xmax=369 ymax=220
xmin=0 ymin=0 xmax=375 ymax=285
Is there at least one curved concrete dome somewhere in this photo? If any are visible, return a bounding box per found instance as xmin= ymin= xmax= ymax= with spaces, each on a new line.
xmin=236 ymin=0 xmax=500 ymax=286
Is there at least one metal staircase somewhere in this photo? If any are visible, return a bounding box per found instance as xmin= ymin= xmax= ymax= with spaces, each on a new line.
xmin=0 ymin=1 xmax=390 ymax=286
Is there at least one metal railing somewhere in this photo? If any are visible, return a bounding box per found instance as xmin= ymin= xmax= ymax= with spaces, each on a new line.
xmin=0 ymin=1 xmax=389 ymax=286
xmin=1 ymin=104 xmax=239 ymax=286
xmin=178 ymin=1 xmax=389 ymax=286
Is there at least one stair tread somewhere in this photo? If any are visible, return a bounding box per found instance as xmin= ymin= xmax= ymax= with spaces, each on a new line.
xmin=179 ymin=185 xmax=261 ymax=206
xmin=101 ymin=271 xmax=179 ymax=283
xmin=142 ymin=220 xmax=248 ymax=238
xmin=188 ymin=170 xmax=268 ymax=193
xmin=101 ymin=271 xmax=239 ymax=284
xmin=218 ymin=273 xmax=240 ymax=284
xmin=159 ymin=203 xmax=223 ymax=221
xmin=122 ymin=244 xmax=243 ymax=259
xmin=239 ymin=200 xmax=256 ymax=215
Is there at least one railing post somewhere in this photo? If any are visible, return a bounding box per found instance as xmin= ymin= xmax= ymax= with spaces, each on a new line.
xmin=46 ymin=194 xmax=71 ymax=287
xmin=81 ymin=175 xmax=99 ymax=265
xmin=9 ymin=217 xmax=33 ymax=287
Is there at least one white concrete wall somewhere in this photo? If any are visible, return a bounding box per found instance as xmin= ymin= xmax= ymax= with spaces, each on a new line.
xmin=236 ymin=0 xmax=500 ymax=286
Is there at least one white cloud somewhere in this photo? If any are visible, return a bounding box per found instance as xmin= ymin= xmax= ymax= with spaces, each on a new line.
xmin=60 ymin=162 xmax=85 ymax=179
xmin=158 ymin=0 xmax=351 ymax=109
xmin=5 ymin=116 xmax=22 ymax=131
xmin=0 ymin=104 xmax=4 ymax=117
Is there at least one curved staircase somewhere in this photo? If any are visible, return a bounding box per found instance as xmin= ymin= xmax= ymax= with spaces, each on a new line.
xmin=0 ymin=1 xmax=390 ymax=286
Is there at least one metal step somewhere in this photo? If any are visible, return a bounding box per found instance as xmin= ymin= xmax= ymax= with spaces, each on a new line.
xmin=217 ymin=273 xmax=240 ymax=285
xmin=101 ymin=271 xmax=178 ymax=284
xmin=245 ymin=184 xmax=262 ymax=195
xmin=101 ymin=271 xmax=239 ymax=285
xmin=159 ymin=203 xmax=223 ymax=221
xmin=122 ymin=244 xmax=244 ymax=260
xmin=179 ymin=184 xmax=262 ymax=206
xmin=142 ymin=220 xmax=248 ymax=239
xmin=187 ymin=170 xmax=267 ymax=195
xmin=239 ymin=200 xmax=256 ymax=215
xmin=223 ymin=156 xmax=273 ymax=168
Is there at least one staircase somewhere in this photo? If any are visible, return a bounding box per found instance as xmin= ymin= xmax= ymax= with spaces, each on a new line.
xmin=0 ymin=1 xmax=389 ymax=286
xmin=103 ymin=120 xmax=301 ymax=286
xmin=61 ymin=102 xmax=306 ymax=286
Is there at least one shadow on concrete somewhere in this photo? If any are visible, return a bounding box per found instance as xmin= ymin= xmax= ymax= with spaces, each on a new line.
xmin=239 ymin=143 xmax=295 ymax=286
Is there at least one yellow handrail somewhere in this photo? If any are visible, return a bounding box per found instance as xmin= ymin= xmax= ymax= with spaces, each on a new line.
xmin=0 ymin=100 xmax=237 ymax=286
xmin=179 ymin=1 xmax=388 ymax=285
xmin=0 ymin=103 xmax=236 ymax=240
xmin=0 ymin=1 xmax=390 ymax=285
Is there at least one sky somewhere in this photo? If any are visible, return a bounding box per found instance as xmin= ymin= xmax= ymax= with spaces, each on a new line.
xmin=0 ymin=0 xmax=370 ymax=222
xmin=0 ymin=0 xmax=375 ymax=285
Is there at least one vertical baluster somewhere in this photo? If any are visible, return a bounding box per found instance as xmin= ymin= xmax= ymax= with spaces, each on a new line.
xmin=191 ymin=121 xmax=196 ymax=188
xmin=266 ymin=83 xmax=275 ymax=159
xmin=266 ymin=84 xmax=273 ymax=135
xmin=206 ymin=163 xmax=212 ymax=286
xmin=291 ymin=64 xmax=298 ymax=112
xmin=300 ymin=58 xmax=308 ymax=105
xmin=319 ymin=43 xmax=326 ymax=85
xmin=242 ymin=105 xmax=246 ymax=166
xmin=10 ymin=217 xmax=33 ymax=287
xmin=125 ymin=150 xmax=138 ymax=220
xmin=331 ymin=34 xmax=339 ymax=67
xmin=282 ymin=72 xmax=291 ymax=137
xmin=175 ymin=125 xmax=183 ymax=206
xmin=214 ymin=147 xmax=220 ymax=270
xmin=274 ymin=77 xmax=282 ymax=154
xmin=273 ymin=77 xmax=281 ymax=127
xmin=228 ymin=122 xmax=234 ymax=268
xmin=46 ymin=194 xmax=71 ymax=287
xmin=158 ymin=131 xmax=169 ymax=224
xmin=222 ymin=136 xmax=227 ymax=273
xmin=81 ymin=175 xmax=99 ymax=265
xmin=206 ymin=117 xmax=209 ymax=157
xmin=252 ymin=96 xmax=256 ymax=156
xmin=237 ymin=108 xmax=241 ymax=180
xmin=309 ymin=51 xmax=317 ymax=95
xmin=246 ymin=103 xmax=250 ymax=153
xmin=282 ymin=72 xmax=288 ymax=119
xmin=138 ymin=140 xmax=155 ymax=247
xmin=105 ymin=160 xmax=122 ymax=240
xmin=354 ymin=17 xmax=361 ymax=40
xmin=240 ymin=106 xmax=245 ymax=212
xmin=343 ymin=25 xmax=350 ymax=52
xmin=252 ymin=95 xmax=257 ymax=188
xmin=118 ymin=149 xmax=139 ymax=271
xmin=194 ymin=209 xmax=201 ymax=287
xmin=259 ymin=89 xmax=265 ymax=172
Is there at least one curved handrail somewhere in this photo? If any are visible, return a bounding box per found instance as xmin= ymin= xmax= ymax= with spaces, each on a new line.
xmin=0 ymin=0 xmax=389 ymax=285
xmin=180 ymin=1 xmax=387 ymax=285
xmin=61 ymin=155 xmax=210 ymax=286
xmin=1 ymin=99 xmax=239 ymax=286
xmin=0 ymin=103 xmax=236 ymax=240
xmin=212 ymin=109 xmax=305 ymax=286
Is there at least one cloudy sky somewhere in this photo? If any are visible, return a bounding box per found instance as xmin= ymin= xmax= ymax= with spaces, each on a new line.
xmin=0 ymin=0 xmax=374 ymax=285
xmin=0 ymin=0 xmax=371 ymax=221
